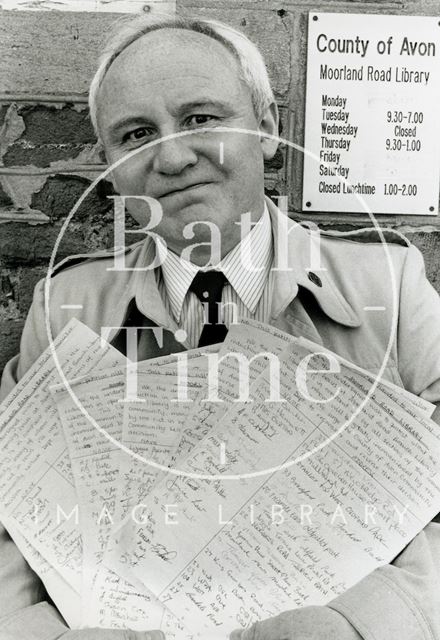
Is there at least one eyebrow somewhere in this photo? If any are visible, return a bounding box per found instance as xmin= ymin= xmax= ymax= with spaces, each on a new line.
xmin=175 ymin=99 xmax=231 ymax=114
xmin=106 ymin=99 xmax=232 ymax=136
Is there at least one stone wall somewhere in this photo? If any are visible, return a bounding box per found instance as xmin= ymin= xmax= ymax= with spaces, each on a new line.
xmin=0 ymin=0 xmax=439 ymax=373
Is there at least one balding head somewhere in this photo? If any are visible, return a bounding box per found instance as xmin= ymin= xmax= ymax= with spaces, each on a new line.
xmin=89 ymin=14 xmax=275 ymax=138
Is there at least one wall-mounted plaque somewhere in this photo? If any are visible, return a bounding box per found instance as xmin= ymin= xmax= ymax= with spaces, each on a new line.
xmin=303 ymin=12 xmax=440 ymax=215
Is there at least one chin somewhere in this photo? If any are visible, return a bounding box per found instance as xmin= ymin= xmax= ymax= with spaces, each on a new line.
xmin=164 ymin=201 xmax=225 ymax=226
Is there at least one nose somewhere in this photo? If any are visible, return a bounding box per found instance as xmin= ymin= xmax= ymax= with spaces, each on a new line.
xmin=152 ymin=136 xmax=198 ymax=175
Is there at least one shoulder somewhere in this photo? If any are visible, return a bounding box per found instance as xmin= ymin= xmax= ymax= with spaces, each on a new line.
xmin=30 ymin=241 xmax=149 ymax=344
xmin=45 ymin=241 xmax=146 ymax=314
xmin=50 ymin=241 xmax=145 ymax=279
xmin=315 ymin=225 xmax=412 ymax=275
xmin=317 ymin=225 xmax=410 ymax=248
xmin=309 ymin=226 xmax=418 ymax=307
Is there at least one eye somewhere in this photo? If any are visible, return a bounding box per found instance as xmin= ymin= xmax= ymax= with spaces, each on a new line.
xmin=122 ymin=127 xmax=152 ymax=143
xmin=186 ymin=114 xmax=218 ymax=127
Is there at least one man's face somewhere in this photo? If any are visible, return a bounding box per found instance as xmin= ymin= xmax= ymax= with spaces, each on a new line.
xmin=97 ymin=28 xmax=278 ymax=262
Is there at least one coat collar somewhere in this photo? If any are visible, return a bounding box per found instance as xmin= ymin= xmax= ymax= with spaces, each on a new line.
xmin=132 ymin=239 xmax=177 ymax=330
xmin=119 ymin=197 xmax=361 ymax=330
xmin=267 ymin=197 xmax=361 ymax=328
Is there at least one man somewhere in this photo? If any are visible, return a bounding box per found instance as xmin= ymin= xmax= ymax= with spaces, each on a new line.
xmin=1 ymin=13 xmax=440 ymax=640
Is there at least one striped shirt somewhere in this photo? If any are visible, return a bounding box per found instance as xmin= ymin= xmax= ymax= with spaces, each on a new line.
xmin=155 ymin=206 xmax=274 ymax=348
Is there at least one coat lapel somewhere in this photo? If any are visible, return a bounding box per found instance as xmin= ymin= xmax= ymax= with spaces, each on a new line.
xmin=267 ymin=197 xmax=361 ymax=331
xmin=106 ymin=198 xmax=362 ymax=353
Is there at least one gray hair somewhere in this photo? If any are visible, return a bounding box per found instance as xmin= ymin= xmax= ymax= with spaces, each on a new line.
xmin=89 ymin=13 xmax=275 ymax=136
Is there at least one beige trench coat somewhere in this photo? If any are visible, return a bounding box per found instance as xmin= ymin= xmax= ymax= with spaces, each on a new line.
xmin=1 ymin=198 xmax=439 ymax=639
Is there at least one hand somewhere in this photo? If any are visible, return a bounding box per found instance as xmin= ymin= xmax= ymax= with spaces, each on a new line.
xmin=63 ymin=629 xmax=166 ymax=640
xmin=229 ymin=606 xmax=362 ymax=640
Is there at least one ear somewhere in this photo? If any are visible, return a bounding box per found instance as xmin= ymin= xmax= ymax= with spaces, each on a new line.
xmin=258 ymin=102 xmax=280 ymax=160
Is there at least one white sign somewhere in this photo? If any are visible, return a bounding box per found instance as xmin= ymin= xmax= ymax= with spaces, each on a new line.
xmin=303 ymin=13 xmax=440 ymax=215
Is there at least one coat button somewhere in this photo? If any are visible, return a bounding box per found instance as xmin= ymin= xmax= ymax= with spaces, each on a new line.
xmin=307 ymin=271 xmax=322 ymax=287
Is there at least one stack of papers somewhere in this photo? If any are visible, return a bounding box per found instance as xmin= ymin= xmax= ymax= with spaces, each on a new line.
xmin=0 ymin=317 xmax=439 ymax=638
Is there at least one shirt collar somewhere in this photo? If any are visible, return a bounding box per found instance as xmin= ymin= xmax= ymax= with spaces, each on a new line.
xmin=124 ymin=198 xmax=360 ymax=332
xmin=155 ymin=239 xmax=198 ymax=322
xmin=156 ymin=204 xmax=273 ymax=322
xmin=220 ymin=205 xmax=272 ymax=313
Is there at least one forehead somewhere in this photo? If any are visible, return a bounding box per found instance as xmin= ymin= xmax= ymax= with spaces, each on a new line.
xmin=116 ymin=26 xmax=240 ymax=70
xmin=97 ymin=28 xmax=249 ymax=123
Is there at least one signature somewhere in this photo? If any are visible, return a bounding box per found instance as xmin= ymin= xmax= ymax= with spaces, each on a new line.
xmin=151 ymin=543 xmax=177 ymax=562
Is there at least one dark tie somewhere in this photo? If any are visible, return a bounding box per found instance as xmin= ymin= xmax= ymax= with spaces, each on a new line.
xmin=189 ymin=270 xmax=228 ymax=347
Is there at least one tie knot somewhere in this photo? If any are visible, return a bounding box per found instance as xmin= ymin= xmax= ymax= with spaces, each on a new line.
xmin=189 ymin=270 xmax=227 ymax=304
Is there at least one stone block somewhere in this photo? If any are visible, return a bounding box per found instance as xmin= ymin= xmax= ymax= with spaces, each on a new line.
xmin=0 ymin=318 xmax=24 ymax=375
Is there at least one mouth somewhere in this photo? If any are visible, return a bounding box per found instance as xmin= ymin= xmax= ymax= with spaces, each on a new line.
xmin=159 ymin=182 xmax=211 ymax=198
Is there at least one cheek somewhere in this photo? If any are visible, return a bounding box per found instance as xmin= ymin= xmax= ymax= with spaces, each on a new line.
xmin=223 ymin=146 xmax=265 ymax=192
xmin=224 ymin=136 xmax=264 ymax=171
xmin=124 ymin=198 xmax=159 ymax=229
xmin=106 ymin=142 xmax=155 ymax=180
xmin=110 ymin=161 xmax=146 ymax=195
